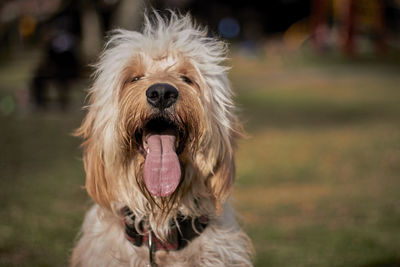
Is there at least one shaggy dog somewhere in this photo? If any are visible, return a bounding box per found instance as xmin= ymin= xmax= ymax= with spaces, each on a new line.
xmin=71 ymin=12 xmax=253 ymax=267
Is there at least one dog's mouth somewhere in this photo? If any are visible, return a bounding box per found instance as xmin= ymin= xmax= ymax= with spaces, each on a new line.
xmin=134 ymin=117 xmax=186 ymax=197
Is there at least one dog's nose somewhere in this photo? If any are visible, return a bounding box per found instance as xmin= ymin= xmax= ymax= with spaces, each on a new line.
xmin=146 ymin=83 xmax=179 ymax=109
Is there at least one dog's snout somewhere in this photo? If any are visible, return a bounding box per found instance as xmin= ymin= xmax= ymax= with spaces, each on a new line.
xmin=146 ymin=83 xmax=179 ymax=109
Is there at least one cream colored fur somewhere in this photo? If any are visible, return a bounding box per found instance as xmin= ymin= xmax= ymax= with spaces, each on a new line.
xmin=71 ymin=11 xmax=253 ymax=267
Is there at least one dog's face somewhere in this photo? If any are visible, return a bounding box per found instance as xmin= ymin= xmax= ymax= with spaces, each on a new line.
xmin=119 ymin=55 xmax=206 ymax=199
xmin=77 ymin=14 xmax=240 ymax=222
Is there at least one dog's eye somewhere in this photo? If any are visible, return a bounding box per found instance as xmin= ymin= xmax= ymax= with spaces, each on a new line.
xmin=181 ymin=76 xmax=192 ymax=84
xmin=131 ymin=76 xmax=142 ymax=83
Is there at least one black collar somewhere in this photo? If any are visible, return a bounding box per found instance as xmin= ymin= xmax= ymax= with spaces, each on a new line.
xmin=122 ymin=207 xmax=209 ymax=252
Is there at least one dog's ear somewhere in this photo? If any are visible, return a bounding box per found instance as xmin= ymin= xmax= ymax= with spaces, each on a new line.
xmin=208 ymin=118 xmax=243 ymax=212
xmin=209 ymin=151 xmax=235 ymax=212
xmin=75 ymin=110 xmax=114 ymax=209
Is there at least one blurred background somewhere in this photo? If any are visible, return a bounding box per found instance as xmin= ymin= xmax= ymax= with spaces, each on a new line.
xmin=0 ymin=0 xmax=400 ymax=266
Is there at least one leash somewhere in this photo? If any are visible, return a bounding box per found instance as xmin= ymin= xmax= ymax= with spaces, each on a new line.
xmin=148 ymin=231 xmax=157 ymax=267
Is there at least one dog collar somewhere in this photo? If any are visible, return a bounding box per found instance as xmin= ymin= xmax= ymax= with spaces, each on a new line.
xmin=122 ymin=207 xmax=209 ymax=252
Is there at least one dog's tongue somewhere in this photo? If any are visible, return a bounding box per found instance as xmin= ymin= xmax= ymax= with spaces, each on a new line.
xmin=143 ymin=134 xmax=181 ymax=197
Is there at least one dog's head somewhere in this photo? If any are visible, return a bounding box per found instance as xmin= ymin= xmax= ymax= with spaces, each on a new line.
xmin=77 ymin=12 xmax=241 ymax=221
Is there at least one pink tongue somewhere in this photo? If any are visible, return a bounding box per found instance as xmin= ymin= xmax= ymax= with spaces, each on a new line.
xmin=143 ymin=134 xmax=181 ymax=197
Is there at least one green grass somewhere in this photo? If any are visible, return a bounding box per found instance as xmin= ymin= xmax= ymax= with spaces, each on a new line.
xmin=1 ymin=47 xmax=400 ymax=266
xmin=231 ymin=51 xmax=400 ymax=266
xmin=0 ymin=114 xmax=90 ymax=266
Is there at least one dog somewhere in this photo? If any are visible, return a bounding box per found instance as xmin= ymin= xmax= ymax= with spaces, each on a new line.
xmin=71 ymin=11 xmax=253 ymax=267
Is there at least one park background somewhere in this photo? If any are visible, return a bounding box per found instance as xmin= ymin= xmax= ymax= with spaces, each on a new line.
xmin=0 ymin=0 xmax=400 ymax=266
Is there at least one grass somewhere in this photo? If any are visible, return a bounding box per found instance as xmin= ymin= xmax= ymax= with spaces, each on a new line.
xmin=231 ymin=50 xmax=400 ymax=266
xmin=0 ymin=47 xmax=400 ymax=266
xmin=0 ymin=114 xmax=89 ymax=266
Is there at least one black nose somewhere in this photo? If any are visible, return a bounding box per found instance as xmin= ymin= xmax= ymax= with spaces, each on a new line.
xmin=146 ymin=83 xmax=179 ymax=109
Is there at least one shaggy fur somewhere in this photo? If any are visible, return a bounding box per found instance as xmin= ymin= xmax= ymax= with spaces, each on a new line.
xmin=71 ymin=11 xmax=253 ymax=267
